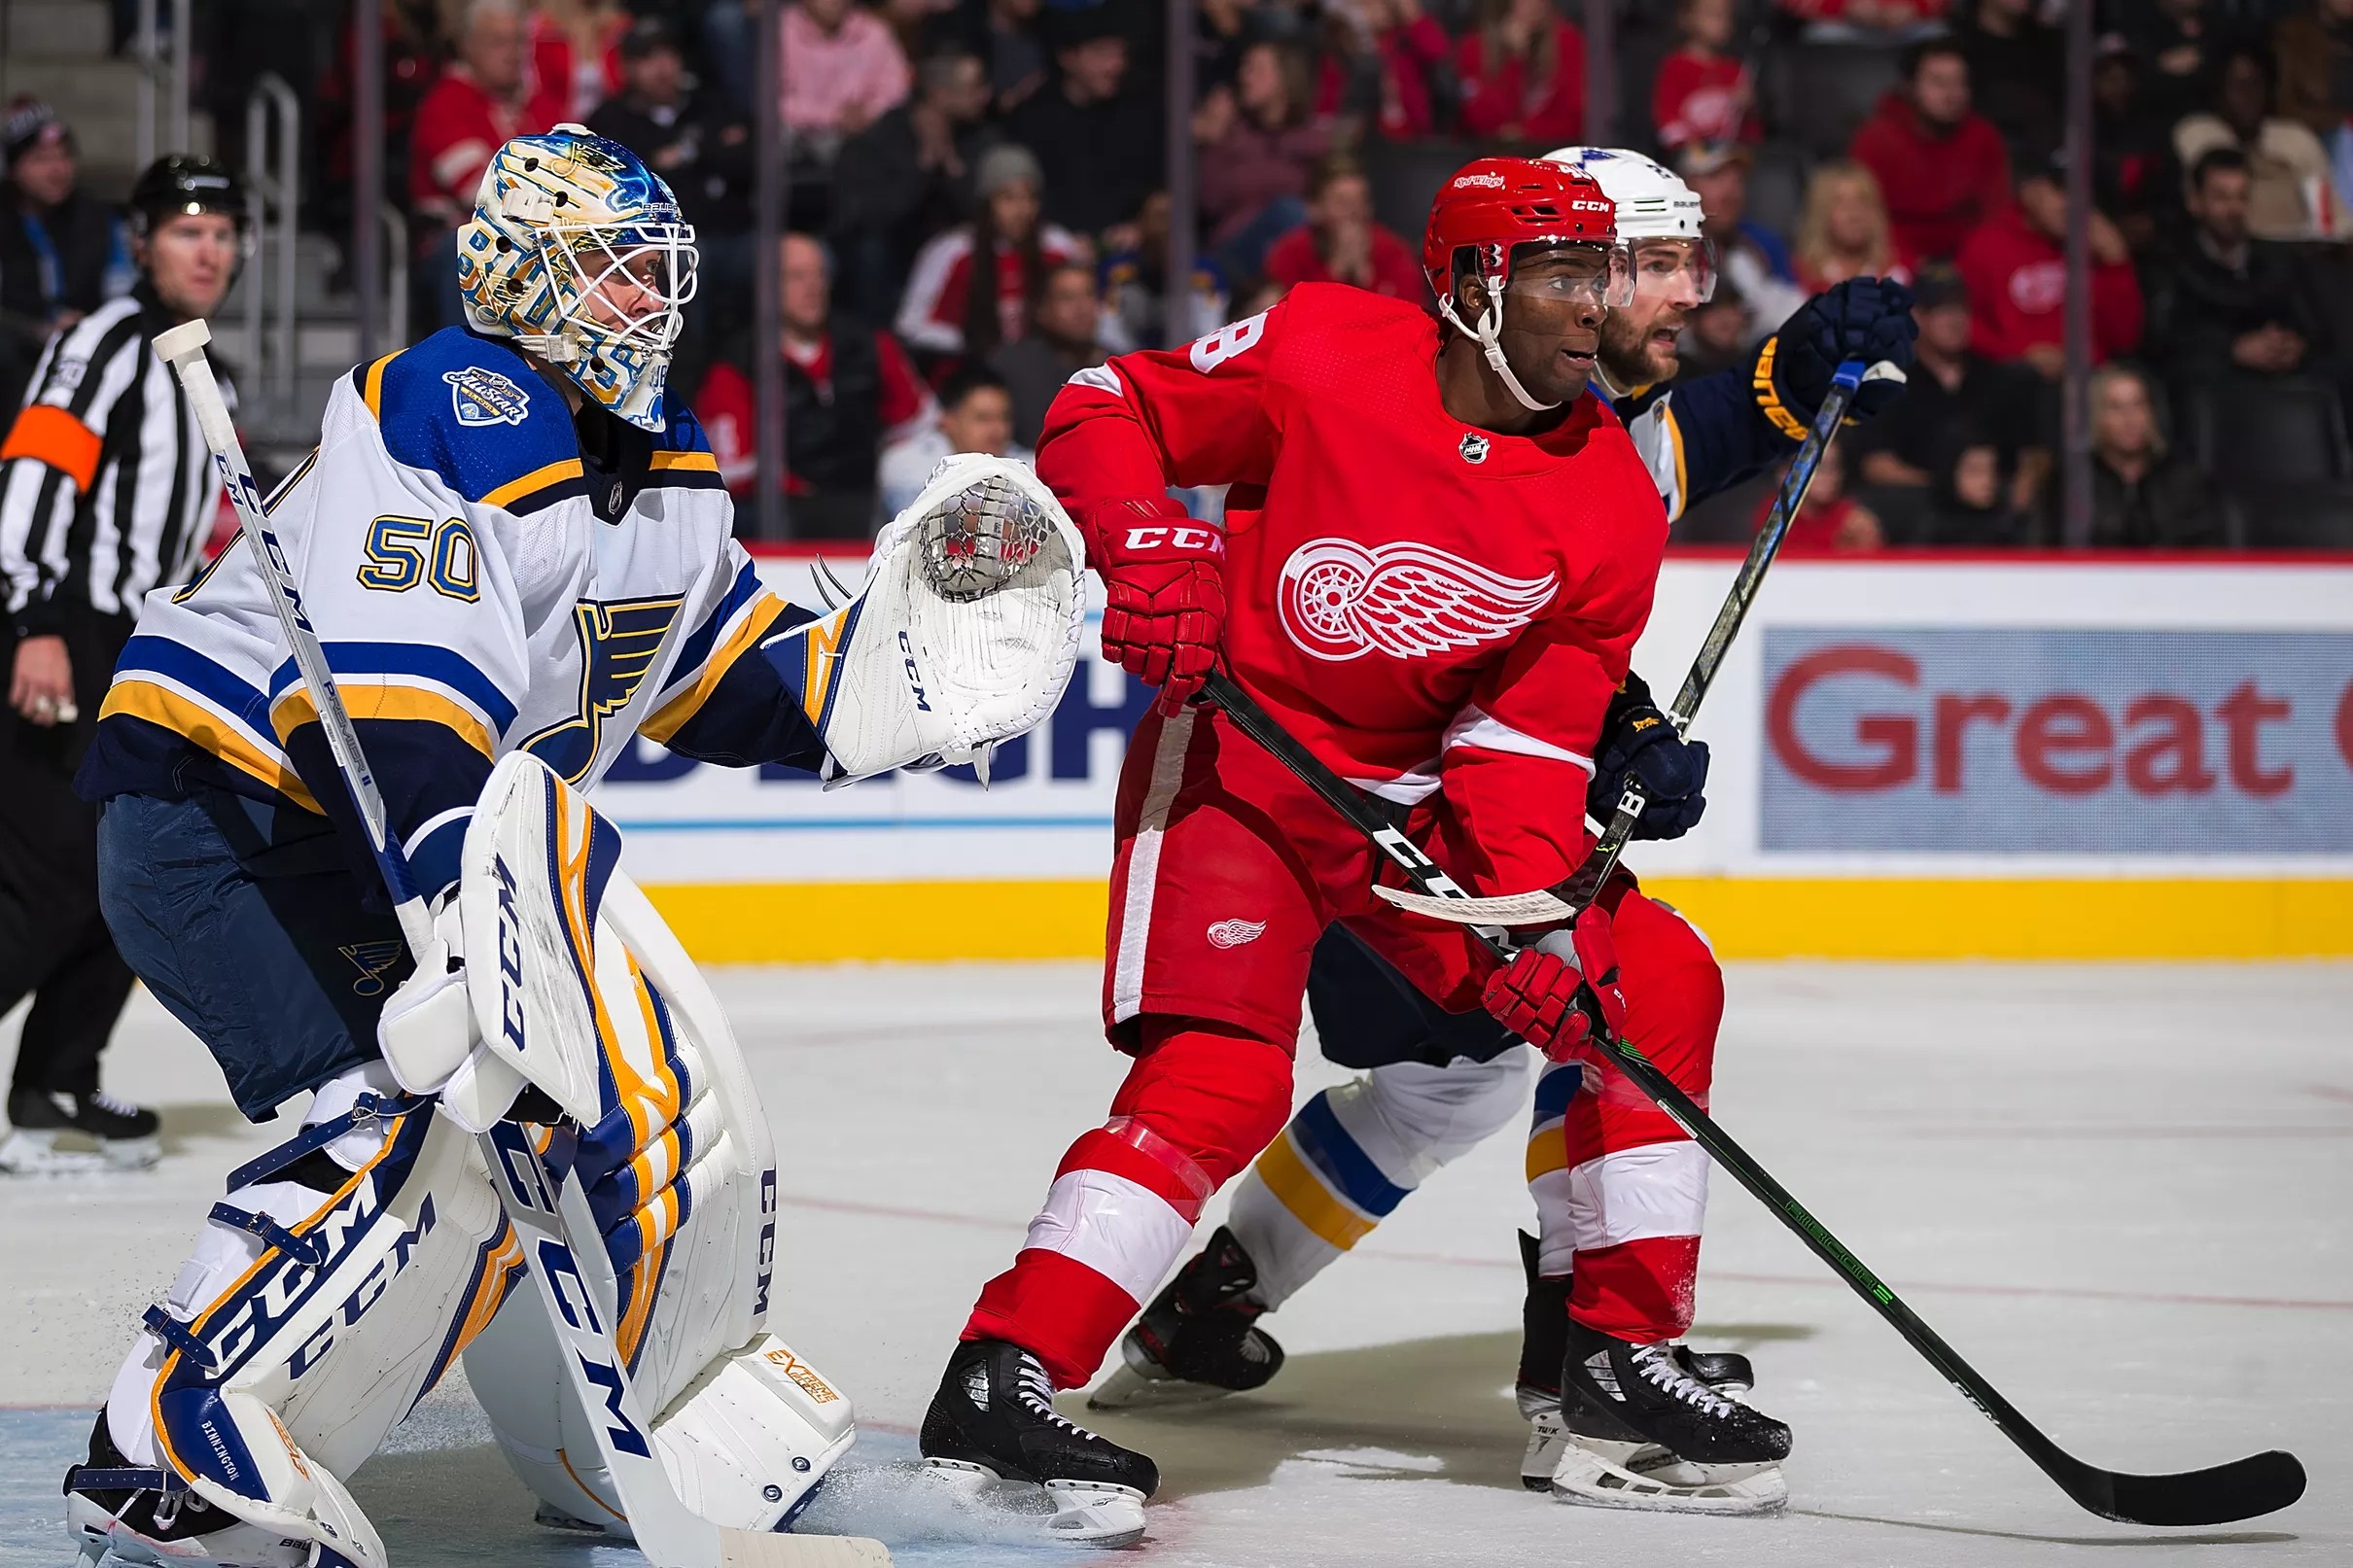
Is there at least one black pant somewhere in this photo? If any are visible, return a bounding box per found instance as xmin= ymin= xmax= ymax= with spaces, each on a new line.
xmin=0 ymin=610 xmax=136 ymax=1100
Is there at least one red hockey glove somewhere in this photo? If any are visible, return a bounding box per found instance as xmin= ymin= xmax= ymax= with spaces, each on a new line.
xmin=1082 ymin=497 xmax=1226 ymax=715
xmin=1481 ymin=904 xmax=1629 ymax=1065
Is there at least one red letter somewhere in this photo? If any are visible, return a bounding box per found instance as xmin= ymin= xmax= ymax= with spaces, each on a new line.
xmin=2016 ymin=695 xmax=2115 ymax=794
xmin=2336 ymin=679 xmax=2353 ymax=774
xmin=1932 ymin=694 xmax=2012 ymax=792
xmin=1766 ymin=645 xmax=1918 ymax=790
xmin=2216 ymin=681 xmax=2294 ymax=797
xmin=2122 ymin=695 xmax=2217 ymax=795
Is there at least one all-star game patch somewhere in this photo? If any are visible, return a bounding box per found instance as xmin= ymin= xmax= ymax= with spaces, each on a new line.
xmin=444 ymin=366 xmax=532 ymax=428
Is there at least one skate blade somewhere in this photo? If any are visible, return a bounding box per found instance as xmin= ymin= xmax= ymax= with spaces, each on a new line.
xmin=1550 ymin=1441 xmax=1788 ymax=1516
xmin=1086 ymin=1359 xmax=1237 ymax=1411
xmin=0 ymin=1130 xmax=158 ymax=1174
xmin=1520 ymin=1411 xmax=1566 ymax=1492
xmin=917 ymin=1460 xmax=1146 ymax=1548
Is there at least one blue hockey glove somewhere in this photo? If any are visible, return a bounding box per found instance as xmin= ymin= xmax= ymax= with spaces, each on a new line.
xmin=1587 ymin=682 xmax=1710 ymax=842
xmin=1768 ymin=276 xmax=1917 ymax=427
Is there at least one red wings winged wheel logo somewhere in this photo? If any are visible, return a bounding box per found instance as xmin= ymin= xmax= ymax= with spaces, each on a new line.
xmin=1277 ymin=539 xmax=1559 ymax=662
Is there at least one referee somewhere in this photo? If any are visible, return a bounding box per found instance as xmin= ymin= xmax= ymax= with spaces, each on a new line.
xmin=0 ymin=155 xmax=244 ymax=1171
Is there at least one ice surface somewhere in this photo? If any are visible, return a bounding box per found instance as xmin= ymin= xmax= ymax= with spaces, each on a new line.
xmin=4 ymin=959 xmax=2347 ymax=1566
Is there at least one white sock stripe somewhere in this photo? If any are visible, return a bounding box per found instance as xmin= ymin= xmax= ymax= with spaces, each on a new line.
xmin=1021 ymin=1167 xmax=1198 ymax=1306
xmin=1563 ymin=1140 xmax=1711 ymax=1254
xmin=1110 ymin=709 xmax=1195 ymax=1024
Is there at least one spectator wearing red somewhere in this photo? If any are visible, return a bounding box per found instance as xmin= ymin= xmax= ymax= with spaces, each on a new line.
xmin=1953 ymin=152 xmax=2142 ymax=377
xmin=316 ymin=0 xmax=443 ymax=226
xmin=1456 ymin=0 xmax=1585 ymax=144
xmin=697 ymin=232 xmax=933 ymax=534
xmin=532 ymin=0 xmax=630 ymax=122
xmin=782 ymin=0 xmax=913 ymax=150
xmin=1197 ymin=41 xmax=1330 ymax=275
xmin=1653 ymin=0 xmax=1759 ymax=152
xmin=409 ymin=0 xmax=565 ymax=233
xmin=1791 ymin=160 xmax=1906 ymax=293
xmin=1847 ymin=37 xmax=2011 ymax=266
xmin=1262 ymin=155 xmax=1427 ymax=304
xmin=896 ymin=143 xmax=1078 ymax=361
xmin=1752 ymin=440 xmax=1882 ymax=552
xmin=1316 ymin=0 xmax=1451 ymax=142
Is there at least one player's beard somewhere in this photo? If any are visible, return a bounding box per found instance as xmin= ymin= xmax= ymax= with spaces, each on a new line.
xmin=1598 ymin=304 xmax=1686 ymax=394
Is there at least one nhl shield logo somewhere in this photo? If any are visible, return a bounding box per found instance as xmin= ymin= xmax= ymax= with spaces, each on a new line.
xmin=1458 ymin=432 xmax=1490 ymax=465
xmin=444 ymin=366 xmax=531 ymax=428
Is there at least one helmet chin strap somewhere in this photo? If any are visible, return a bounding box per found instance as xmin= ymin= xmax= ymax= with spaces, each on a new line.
xmin=1437 ymin=283 xmax=1558 ymax=414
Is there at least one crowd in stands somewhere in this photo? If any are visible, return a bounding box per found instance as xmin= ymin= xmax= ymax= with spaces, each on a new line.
xmin=3 ymin=0 xmax=2352 ymax=541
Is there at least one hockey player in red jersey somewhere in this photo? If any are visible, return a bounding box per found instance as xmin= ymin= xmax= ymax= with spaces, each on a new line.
xmin=916 ymin=156 xmax=1789 ymax=1534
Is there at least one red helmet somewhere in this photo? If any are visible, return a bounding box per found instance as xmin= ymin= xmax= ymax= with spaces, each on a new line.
xmin=1421 ymin=156 xmax=1620 ymax=306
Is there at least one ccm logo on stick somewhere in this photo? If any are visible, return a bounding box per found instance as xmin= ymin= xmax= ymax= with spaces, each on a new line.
xmin=1768 ymin=645 xmax=2313 ymax=797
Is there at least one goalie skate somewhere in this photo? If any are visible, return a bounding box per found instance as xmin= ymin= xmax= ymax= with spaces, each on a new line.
xmin=918 ymin=1340 xmax=1151 ymax=1548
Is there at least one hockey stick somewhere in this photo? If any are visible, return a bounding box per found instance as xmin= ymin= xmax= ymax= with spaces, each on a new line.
xmin=1377 ymin=357 xmax=1897 ymax=927
xmin=1200 ymin=666 xmax=2304 ymax=1526
xmin=154 ymin=321 xmax=889 ymax=1568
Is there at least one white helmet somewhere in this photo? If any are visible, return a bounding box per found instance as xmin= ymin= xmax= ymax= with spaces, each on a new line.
xmin=1543 ymin=148 xmax=1712 ymax=302
xmin=1540 ymin=147 xmax=1703 ymax=240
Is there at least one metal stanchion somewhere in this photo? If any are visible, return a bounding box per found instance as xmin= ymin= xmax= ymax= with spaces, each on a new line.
xmin=354 ymin=0 xmax=383 ymax=362
xmin=1165 ymin=0 xmax=1197 ymax=346
xmin=755 ymin=0 xmax=787 ymax=540
xmin=1583 ymin=0 xmax=1617 ymax=149
xmin=2060 ymin=0 xmax=2093 ymax=546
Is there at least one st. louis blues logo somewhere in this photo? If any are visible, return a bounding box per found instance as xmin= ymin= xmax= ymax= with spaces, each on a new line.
xmin=340 ymin=940 xmax=408 ymax=998
xmin=521 ymin=595 xmax=685 ymax=784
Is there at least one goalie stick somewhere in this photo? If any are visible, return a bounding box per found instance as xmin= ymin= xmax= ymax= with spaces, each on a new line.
xmin=1198 ymin=667 xmax=2304 ymax=1526
xmin=154 ymin=320 xmax=890 ymax=1568
xmin=1376 ymin=357 xmax=1897 ymax=927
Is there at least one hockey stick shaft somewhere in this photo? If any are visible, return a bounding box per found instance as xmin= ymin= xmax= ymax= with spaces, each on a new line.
xmin=1202 ymin=669 xmax=2302 ymax=1525
xmin=153 ymin=321 xmax=434 ymax=958
xmin=155 ymin=323 xmax=843 ymax=1567
xmin=1554 ymin=357 xmax=1880 ymax=915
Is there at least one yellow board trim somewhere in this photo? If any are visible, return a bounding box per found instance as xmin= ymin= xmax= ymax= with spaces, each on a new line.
xmin=1253 ymin=1128 xmax=1377 ymax=1251
xmin=270 ymin=681 xmax=495 ymax=759
xmin=99 ymin=679 xmax=323 ymax=814
xmin=634 ymin=877 xmax=2353 ymax=964
xmin=481 ymin=457 xmax=585 ymax=511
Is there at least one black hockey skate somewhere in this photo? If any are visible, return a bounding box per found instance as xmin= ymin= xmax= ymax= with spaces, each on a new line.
xmin=65 ymin=1409 xmax=307 ymax=1568
xmin=1088 ymin=1225 xmax=1285 ymax=1410
xmin=2 ymin=1089 xmax=161 ymax=1174
xmin=920 ymin=1338 xmax=1154 ymax=1547
xmin=1548 ymin=1318 xmax=1792 ymax=1514
xmin=1514 ymin=1232 xmax=1764 ymax=1502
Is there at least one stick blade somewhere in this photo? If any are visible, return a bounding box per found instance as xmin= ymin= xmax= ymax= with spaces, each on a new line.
xmin=1371 ymin=882 xmax=1574 ymax=925
xmin=719 ymin=1530 xmax=894 ymax=1568
xmin=2072 ymin=1449 xmax=2305 ymax=1527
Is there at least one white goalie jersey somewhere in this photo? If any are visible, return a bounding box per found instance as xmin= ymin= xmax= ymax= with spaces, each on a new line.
xmin=83 ymin=325 xmax=1084 ymax=907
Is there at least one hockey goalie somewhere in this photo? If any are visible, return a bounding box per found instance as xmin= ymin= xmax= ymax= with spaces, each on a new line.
xmin=57 ymin=128 xmax=1082 ymax=1565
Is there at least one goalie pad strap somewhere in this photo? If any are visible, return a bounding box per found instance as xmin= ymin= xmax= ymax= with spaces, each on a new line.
xmin=224 ymin=1093 xmax=426 ymax=1190
xmin=207 ymin=1202 xmax=329 ymax=1267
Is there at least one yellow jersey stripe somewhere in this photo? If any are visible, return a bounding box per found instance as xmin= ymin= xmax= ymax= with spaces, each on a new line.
xmin=649 ymin=449 xmax=720 ymax=472
xmin=481 ymin=457 xmax=586 ymax=511
xmin=100 ymin=679 xmax=322 ymax=813
xmin=362 ymin=353 xmax=399 ymax=419
xmin=639 ymin=593 xmax=796 ymax=744
xmin=269 ymin=681 xmax=495 ymax=760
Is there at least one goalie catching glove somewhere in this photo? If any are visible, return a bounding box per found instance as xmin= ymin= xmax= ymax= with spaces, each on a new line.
xmin=1482 ymin=904 xmax=1627 ymax=1064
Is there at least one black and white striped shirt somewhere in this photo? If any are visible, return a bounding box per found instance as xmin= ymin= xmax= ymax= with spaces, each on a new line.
xmin=0 ymin=287 xmax=231 ymax=638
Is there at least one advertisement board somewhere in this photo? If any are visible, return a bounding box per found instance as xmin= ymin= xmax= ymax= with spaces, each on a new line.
xmin=614 ymin=553 xmax=2353 ymax=961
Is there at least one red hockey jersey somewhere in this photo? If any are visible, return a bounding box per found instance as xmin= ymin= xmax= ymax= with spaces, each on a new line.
xmin=1037 ymin=284 xmax=1669 ymax=898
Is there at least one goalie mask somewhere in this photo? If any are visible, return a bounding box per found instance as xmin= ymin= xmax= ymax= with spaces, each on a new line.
xmin=457 ymin=125 xmax=697 ymax=431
